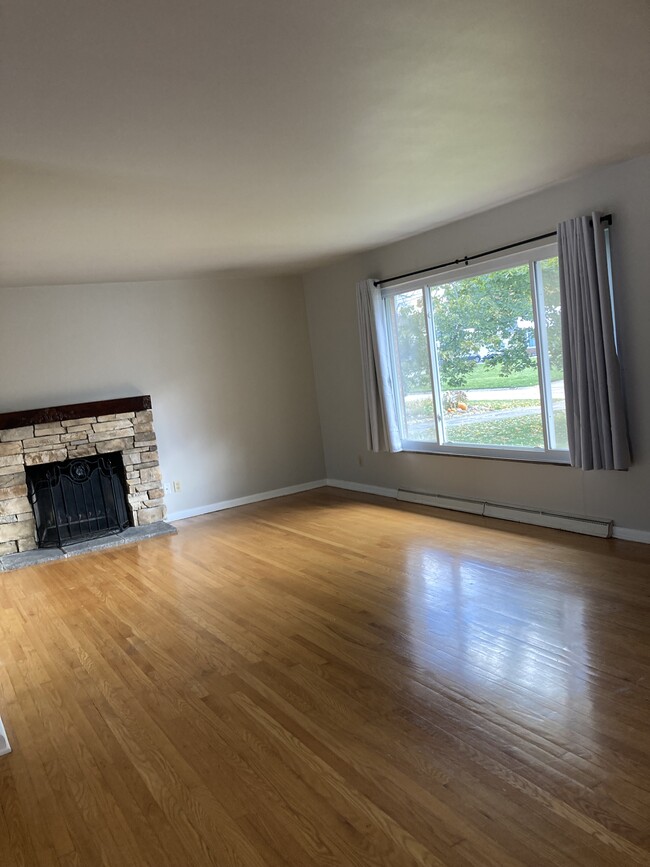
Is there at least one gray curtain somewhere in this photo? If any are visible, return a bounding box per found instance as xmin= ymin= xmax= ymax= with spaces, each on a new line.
xmin=558 ymin=213 xmax=630 ymax=470
xmin=356 ymin=279 xmax=402 ymax=453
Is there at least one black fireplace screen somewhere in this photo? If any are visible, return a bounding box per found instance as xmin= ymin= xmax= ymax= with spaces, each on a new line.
xmin=26 ymin=452 xmax=131 ymax=548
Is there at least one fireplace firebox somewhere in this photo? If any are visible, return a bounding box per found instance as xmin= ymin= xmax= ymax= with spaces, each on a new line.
xmin=26 ymin=453 xmax=131 ymax=548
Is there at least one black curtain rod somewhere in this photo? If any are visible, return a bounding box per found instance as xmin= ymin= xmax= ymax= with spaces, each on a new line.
xmin=374 ymin=214 xmax=613 ymax=288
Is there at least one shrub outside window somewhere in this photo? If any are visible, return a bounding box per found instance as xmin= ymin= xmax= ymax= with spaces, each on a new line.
xmin=383 ymin=244 xmax=569 ymax=462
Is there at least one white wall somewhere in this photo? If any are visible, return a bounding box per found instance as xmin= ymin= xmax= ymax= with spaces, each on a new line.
xmin=0 ymin=275 xmax=325 ymax=516
xmin=302 ymin=154 xmax=650 ymax=535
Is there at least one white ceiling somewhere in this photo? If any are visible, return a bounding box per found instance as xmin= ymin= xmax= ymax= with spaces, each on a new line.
xmin=1 ymin=0 xmax=649 ymax=287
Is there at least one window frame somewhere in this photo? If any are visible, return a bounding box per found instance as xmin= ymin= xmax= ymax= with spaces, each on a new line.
xmin=382 ymin=242 xmax=570 ymax=464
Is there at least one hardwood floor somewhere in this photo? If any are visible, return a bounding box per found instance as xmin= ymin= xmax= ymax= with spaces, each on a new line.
xmin=1 ymin=488 xmax=650 ymax=866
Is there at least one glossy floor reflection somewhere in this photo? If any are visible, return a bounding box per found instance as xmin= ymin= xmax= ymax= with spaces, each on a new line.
xmin=1 ymin=487 xmax=649 ymax=866
xmin=406 ymin=552 xmax=590 ymax=713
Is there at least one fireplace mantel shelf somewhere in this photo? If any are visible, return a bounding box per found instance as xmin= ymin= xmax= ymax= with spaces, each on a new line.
xmin=0 ymin=396 xmax=152 ymax=431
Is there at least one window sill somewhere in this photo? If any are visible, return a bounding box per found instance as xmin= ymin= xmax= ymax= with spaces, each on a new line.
xmin=400 ymin=440 xmax=571 ymax=465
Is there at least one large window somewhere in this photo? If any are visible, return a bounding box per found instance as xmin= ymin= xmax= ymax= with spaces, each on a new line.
xmin=383 ymin=244 xmax=569 ymax=461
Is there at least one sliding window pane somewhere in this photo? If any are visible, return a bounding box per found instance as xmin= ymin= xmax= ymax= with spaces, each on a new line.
xmin=389 ymin=290 xmax=438 ymax=442
xmin=536 ymin=257 xmax=568 ymax=450
xmin=430 ymin=264 xmax=545 ymax=449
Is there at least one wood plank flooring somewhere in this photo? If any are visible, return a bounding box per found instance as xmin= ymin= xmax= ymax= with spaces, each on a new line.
xmin=1 ymin=487 xmax=650 ymax=866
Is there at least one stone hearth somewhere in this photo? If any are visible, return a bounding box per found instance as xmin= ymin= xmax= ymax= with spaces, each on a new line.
xmin=0 ymin=396 xmax=167 ymax=556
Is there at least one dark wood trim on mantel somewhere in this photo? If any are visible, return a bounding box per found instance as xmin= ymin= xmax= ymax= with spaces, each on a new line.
xmin=0 ymin=396 xmax=152 ymax=431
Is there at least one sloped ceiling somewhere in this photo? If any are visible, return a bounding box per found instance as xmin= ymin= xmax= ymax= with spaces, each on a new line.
xmin=1 ymin=0 xmax=649 ymax=287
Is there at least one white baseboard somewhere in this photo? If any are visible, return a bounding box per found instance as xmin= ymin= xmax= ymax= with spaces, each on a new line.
xmin=168 ymin=477 xmax=395 ymax=523
xmin=611 ymin=526 xmax=650 ymax=544
xmin=167 ymin=475 xmax=649 ymax=545
xmin=167 ymin=479 xmax=327 ymax=522
xmin=0 ymin=715 xmax=11 ymax=757
xmin=324 ymin=478 xmax=397 ymax=498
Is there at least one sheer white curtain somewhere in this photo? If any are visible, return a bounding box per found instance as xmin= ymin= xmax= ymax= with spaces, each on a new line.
xmin=356 ymin=279 xmax=402 ymax=453
xmin=558 ymin=213 xmax=630 ymax=470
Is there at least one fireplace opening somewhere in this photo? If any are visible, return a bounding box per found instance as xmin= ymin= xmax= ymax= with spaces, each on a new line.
xmin=26 ymin=452 xmax=131 ymax=548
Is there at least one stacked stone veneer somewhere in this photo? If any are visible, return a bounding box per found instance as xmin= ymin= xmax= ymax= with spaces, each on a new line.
xmin=0 ymin=408 xmax=166 ymax=556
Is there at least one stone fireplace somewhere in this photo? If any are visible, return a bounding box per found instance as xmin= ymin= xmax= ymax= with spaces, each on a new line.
xmin=0 ymin=395 xmax=167 ymax=557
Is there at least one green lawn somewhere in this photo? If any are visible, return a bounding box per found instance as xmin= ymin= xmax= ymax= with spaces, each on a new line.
xmin=414 ymin=411 xmax=569 ymax=450
xmin=441 ymin=363 xmax=563 ymax=391
xmin=449 ymin=411 xmax=568 ymax=449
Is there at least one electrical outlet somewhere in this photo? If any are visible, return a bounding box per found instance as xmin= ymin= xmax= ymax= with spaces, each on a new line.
xmin=173 ymin=480 xmax=182 ymax=493
xmin=163 ymin=483 xmax=171 ymax=495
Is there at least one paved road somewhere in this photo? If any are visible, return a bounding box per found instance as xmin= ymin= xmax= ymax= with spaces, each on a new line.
xmin=404 ymin=381 xmax=564 ymax=405
xmin=462 ymin=381 xmax=565 ymax=401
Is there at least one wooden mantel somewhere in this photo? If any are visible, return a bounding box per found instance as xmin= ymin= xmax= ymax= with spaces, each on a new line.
xmin=0 ymin=396 xmax=152 ymax=431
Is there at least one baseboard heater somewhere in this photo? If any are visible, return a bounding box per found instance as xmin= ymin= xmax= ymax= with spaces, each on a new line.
xmin=396 ymin=489 xmax=612 ymax=538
